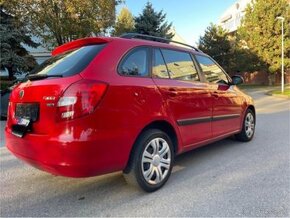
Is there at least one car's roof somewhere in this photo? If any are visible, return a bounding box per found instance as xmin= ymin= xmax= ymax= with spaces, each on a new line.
xmin=52 ymin=36 xmax=204 ymax=56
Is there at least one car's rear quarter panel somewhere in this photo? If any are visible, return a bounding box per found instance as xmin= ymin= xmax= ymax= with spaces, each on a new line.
xmin=81 ymin=39 xmax=183 ymax=163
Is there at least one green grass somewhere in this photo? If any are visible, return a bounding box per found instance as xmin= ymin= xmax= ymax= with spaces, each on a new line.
xmin=270 ymin=89 xmax=290 ymax=97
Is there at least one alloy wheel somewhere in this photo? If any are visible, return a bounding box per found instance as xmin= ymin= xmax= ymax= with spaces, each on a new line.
xmin=245 ymin=112 xmax=255 ymax=138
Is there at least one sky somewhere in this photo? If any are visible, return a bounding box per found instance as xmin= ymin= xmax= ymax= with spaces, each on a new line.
xmin=117 ymin=0 xmax=237 ymax=46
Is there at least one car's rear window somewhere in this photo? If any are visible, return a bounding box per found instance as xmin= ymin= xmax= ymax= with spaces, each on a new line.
xmin=30 ymin=44 xmax=106 ymax=77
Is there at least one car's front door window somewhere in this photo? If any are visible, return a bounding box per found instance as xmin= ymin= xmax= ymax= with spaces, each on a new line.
xmin=161 ymin=49 xmax=200 ymax=82
xmin=195 ymin=55 xmax=229 ymax=84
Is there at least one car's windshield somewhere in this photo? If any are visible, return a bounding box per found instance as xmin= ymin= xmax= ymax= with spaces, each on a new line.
xmin=30 ymin=44 xmax=106 ymax=77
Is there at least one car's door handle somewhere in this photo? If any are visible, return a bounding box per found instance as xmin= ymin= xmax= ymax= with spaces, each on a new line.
xmin=211 ymin=91 xmax=219 ymax=98
xmin=166 ymin=88 xmax=178 ymax=96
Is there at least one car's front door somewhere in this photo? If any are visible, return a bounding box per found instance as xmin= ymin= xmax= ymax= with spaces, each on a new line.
xmin=152 ymin=48 xmax=212 ymax=148
xmin=194 ymin=55 xmax=243 ymax=137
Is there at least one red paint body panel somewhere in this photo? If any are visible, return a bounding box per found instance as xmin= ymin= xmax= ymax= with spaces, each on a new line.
xmin=211 ymin=84 xmax=244 ymax=136
xmin=152 ymin=78 xmax=212 ymax=146
xmin=5 ymin=37 xmax=254 ymax=178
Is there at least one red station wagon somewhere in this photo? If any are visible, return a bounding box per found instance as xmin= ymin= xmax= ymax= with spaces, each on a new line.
xmin=5 ymin=34 xmax=256 ymax=192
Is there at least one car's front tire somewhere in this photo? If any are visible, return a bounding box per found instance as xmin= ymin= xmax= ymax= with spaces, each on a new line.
xmin=123 ymin=129 xmax=174 ymax=192
xmin=235 ymin=108 xmax=255 ymax=142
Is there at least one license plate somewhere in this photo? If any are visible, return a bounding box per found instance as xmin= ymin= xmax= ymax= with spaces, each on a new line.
xmin=15 ymin=103 xmax=39 ymax=122
xmin=12 ymin=118 xmax=31 ymax=138
xmin=17 ymin=118 xmax=30 ymax=126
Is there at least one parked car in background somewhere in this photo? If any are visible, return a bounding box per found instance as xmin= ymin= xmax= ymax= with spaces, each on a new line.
xmin=0 ymin=88 xmax=11 ymax=120
xmin=1 ymin=73 xmax=28 ymax=120
xmin=5 ymin=34 xmax=256 ymax=192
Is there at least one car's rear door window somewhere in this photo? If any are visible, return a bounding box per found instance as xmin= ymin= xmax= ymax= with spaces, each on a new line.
xmin=118 ymin=47 xmax=149 ymax=77
xmin=30 ymin=44 xmax=106 ymax=77
xmin=195 ymin=55 xmax=229 ymax=84
xmin=160 ymin=49 xmax=199 ymax=81
xmin=152 ymin=48 xmax=170 ymax=79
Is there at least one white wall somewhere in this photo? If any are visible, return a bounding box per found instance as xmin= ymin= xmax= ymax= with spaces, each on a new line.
xmin=218 ymin=0 xmax=252 ymax=33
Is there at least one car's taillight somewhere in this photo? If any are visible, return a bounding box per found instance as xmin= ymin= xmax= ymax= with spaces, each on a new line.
xmin=56 ymin=80 xmax=108 ymax=121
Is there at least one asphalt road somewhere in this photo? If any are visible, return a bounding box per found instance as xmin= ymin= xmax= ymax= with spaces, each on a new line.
xmin=1 ymin=88 xmax=289 ymax=217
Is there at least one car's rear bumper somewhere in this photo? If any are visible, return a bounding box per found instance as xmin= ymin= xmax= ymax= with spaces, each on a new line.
xmin=6 ymin=147 xmax=94 ymax=177
xmin=5 ymin=126 xmax=131 ymax=177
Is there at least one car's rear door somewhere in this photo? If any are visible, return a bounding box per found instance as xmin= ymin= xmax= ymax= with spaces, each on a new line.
xmin=194 ymin=54 xmax=243 ymax=137
xmin=152 ymin=48 xmax=212 ymax=148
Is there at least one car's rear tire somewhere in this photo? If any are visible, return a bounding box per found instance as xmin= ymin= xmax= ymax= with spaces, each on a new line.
xmin=235 ymin=109 xmax=255 ymax=142
xmin=123 ymin=129 xmax=174 ymax=192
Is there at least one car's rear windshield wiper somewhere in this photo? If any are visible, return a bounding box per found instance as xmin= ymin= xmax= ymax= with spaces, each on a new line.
xmin=26 ymin=74 xmax=63 ymax=81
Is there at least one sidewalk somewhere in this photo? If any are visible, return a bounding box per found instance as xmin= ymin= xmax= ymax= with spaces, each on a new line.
xmin=240 ymin=85 xmax=290 ymax=99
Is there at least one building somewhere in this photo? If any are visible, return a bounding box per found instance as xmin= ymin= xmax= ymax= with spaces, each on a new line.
xmin=168 ymin=27 xmax=189 ymax=48
xmin=170 ymin=27 xmax=187 ymax=44
xmin=218 ymin=0 xmax=290 ymax=85
xmin=219 ymin=0 xmax=290 ymax=33
xmin=0 ymin=37 xmax=51 ymax=77
xmin=218 ymin=0 xmax=252 ymax=33
xmin=23 ymin=36 xmax=51 ymax=65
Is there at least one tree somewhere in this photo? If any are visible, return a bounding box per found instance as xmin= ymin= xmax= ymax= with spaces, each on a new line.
xmin=230 ymin=34 xmax=267 ymax=74
xmin=198 ymin=23 xmax=267 ymax=74
xmin=198 ymin=24 xmax=232 ymax=71
xmin=2 ymin=0 xmax=121 ymax=48
xmin=111 ymin=7 xmax=134 ymax=36
xmin=134 ymin=2 xmax=174 ymax=39
xmin=238 ymin=0 xmax=290 ymax=73
xmin=0 ymin=6 xmax=38 ymax=79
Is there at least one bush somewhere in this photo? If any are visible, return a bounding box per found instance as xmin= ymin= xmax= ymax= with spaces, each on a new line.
xmin=0 ymin=76 xmax=16 ymax=90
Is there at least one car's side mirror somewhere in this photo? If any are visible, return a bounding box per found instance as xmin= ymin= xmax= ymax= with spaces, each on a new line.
xmin=231 ymin=75 xmax=244 ymax=85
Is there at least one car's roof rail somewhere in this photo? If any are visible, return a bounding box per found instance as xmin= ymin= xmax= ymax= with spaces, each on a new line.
xmin=120 ymin=33 xmax=202 ymax=53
